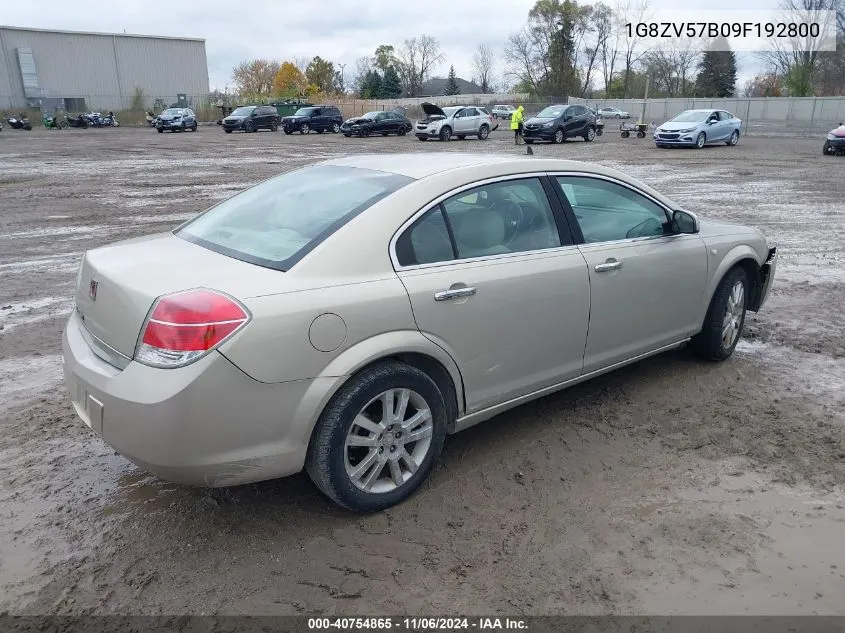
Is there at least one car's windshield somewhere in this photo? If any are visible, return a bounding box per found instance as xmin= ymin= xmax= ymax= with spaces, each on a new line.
xmin=294 ymin=108 xmax=315 ymax=116
xmin=362 ymin=112 xmax=380 ymax=119
xmin=231 ymin=106 xmax=255 ymax=116
xmin=537 ymin=106 xmax=566 ymax=118
xmin=442 ymin=107 xmax=460 ymax=117
xmin=671 ymin=111 xmax=709 ymax=123
xmin=176 ymin=166 xmax=413 ymax=271
xmin=164 ymin=109 xmax=184 ymax=116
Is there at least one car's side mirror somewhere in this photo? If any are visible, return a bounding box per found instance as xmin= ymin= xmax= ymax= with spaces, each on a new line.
xmin=708 ymin=119 xmax=717 ymax=124
xmin=671 ymin=209 xmax=699 ymax=234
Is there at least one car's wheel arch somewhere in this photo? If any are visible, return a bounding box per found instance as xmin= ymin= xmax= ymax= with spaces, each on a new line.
xmin=311 ymin=331 xmax=465 ymax=431
xmin=700 ymin=247 xmax=765 ymax=327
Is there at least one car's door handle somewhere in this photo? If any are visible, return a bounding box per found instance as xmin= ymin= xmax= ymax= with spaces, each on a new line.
xmin=434 ymin=286 xmax=477 ymax=301
xmin=595 ymin=260 xmax=622 ymax=272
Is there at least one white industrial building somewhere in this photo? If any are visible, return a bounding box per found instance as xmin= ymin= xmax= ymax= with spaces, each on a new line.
xmin=0 ymin=25 xmax=209 ymax=112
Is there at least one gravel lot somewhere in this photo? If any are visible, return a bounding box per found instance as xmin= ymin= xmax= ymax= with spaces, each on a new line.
xmin=1 ymin=124 xmax=843 ymax=616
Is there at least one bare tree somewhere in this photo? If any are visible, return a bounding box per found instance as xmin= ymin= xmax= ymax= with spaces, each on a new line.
xmin=579 ymin=3 xmax=615 ymax=96
xmin=473 ymin=44 xmax=496 ymax=93
xmin=758 ymin=0 xmax=839 ymax=95
xmin=395 ymin=35 xmax=445 ymax=97
xmin=232 ymin=59 xmax=280 ymax=95
xmin=645 ymin=39 xmax=701 ymax=96
xmin=351 ymin=56 xmax=373 ymax=95
xmin=504 ymin=29 xmax=545 ymax=92
xmin=617 ymin=0 xmax=651 ymax=97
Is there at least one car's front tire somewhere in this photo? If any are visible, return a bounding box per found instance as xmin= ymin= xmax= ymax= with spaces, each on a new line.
xmin=439 ymin=126 xmax=452 ymax=142
xmin=695 ymin=132 xmax=706 ymax=149
xmin=478 ymin=124 xmax=490 ymax=140
xmin=270 ymin=121 xmax=278 ymax=132
xmin=244 ymin=121 xmax=255 ymax=133
xmin=692 ymin=267 xmax=748 ymax=361
xmin=300 ymin=123 xmax=309 ymax=134
xmin=553 ymin=128 xmax=564 ymax=144
xmin=305 ymin=361 xmax=447 ymax=512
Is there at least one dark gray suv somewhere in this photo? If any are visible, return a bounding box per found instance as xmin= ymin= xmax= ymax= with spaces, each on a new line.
xmin=281 ymin=106 xmax=344 ymax=134
xmin=222 ymin=105 xmax=280 ymax=133
xmin=522 ymin=104 xmax=597 ymax=144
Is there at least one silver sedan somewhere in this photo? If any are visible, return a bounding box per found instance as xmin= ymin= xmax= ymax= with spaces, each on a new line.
xmin=654 ymin=109 xmax=743 ymax=148
xmin=63 ymin=154 xmax=777 ymax=511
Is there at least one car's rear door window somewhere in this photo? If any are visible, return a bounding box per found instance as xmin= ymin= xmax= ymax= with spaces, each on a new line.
xmin=177 ymin=165 xmax=412 ymax=271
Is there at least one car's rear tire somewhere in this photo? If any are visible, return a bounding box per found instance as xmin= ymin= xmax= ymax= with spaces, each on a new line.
xmin=270 ymin=121 xmax=278 ymax=132
xmin=691 ymin=267 xmax=748 ymax=361
xmin=553 ymin=128 xmax=564 ymax=144
xmin=478 ymin=124 xmax=489 ymax=140
xmin=695 ymin=132 xmax=706 ymax=148
xmin=439 ymin=126 xmax=452 ymax=142
xmin=726 ymin=129 xmax=739 ymax=146
xmin=305 ymin=361 xmax=448 ymax=512
xmin=332 ymin=123 xmax=341 ymax=133
xmin=584 ymin=126 xmax=596 ymax=142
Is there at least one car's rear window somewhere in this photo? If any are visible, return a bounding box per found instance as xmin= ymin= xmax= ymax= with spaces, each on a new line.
xmin=176 ymin=165 xmax=413 ymax=271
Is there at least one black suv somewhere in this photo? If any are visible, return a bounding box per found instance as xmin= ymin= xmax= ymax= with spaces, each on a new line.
xmin=281 ymin=106 xmax=343 ymax=134
xmin=222 ymin=105 xmax=279 ymax=133
xmin=523 ymin=104 xmax=597 ymax=144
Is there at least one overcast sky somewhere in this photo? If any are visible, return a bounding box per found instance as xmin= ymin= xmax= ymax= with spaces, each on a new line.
xmin=4 ymin=0 xmax=774 ymax=92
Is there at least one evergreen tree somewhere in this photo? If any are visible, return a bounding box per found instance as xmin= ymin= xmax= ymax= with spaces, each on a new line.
xmin=379 ymin=66 xmax=403 ymax=98
xmin=444 ymin=66 xmax=461 ymax=95
xmin=695 ymin=38 xmax=737 ymax=97
xmin=360 ymin=71 xmax=382 ymax=99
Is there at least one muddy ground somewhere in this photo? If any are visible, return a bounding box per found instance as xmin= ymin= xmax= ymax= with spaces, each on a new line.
xmin=0 ymin=125 xmax=843 ymax=616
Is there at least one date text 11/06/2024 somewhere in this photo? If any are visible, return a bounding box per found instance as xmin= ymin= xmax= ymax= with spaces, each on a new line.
xmin=308 ymin=617 xmax=528 ymax=630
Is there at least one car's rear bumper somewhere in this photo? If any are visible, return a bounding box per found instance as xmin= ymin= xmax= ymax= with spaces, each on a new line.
xmin=62 ymin=311 xmax=332 ymax=487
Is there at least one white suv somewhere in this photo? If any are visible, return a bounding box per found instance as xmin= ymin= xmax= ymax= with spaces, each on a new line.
xmin=492 ymin=105 xmax=516 ymax=119
xmin=415 ymin=103 xmax=492 ymax=142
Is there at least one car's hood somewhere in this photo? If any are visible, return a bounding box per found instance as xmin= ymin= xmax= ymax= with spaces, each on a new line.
xmin=659 ymin=120 xmax=705 ymax=131
xmin=224 ymin=115 xmax=246 ymax=121
xmin=421 ymin=102 xmax=446 ymax=117
xmin=829 ymin=124 xmax=845 ymax=137
xmin=524 ymin=116 xmax=554 ymax=124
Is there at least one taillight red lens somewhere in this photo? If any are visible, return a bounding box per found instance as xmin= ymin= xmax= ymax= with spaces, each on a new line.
xmin=136 ymin=289 xmax=249 ymax=367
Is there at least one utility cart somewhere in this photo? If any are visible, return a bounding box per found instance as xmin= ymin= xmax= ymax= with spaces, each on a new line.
xmin=620 ymin=121 xmax=654 ymax=138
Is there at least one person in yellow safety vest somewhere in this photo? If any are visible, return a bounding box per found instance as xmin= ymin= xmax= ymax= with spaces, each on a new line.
xmin=510 ymin=105 xmax=525 ymax=144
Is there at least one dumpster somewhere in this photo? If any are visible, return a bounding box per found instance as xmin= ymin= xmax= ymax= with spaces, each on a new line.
xmin=272 ymin=100 xmax=313 ymax=118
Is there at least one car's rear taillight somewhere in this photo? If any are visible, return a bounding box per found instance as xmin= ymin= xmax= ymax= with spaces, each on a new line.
xmin=135 ymin=289 xmax=250 ymax=368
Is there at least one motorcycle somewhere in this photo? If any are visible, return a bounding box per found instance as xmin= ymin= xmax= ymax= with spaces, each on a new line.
xmin=84 ymin=111 xmax=120 ymax=127
xmin=65 ymin=114 xmax=89 ymax=129
xmin=5 ymin=115 xmax=32 ymax=130
xmin=43 ymin=114 xmax=68 ymax=130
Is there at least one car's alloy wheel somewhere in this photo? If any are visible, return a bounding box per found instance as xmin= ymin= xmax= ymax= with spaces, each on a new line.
xmin=332 ymin=123 xmax=340 ymax=133
xmin=439 ymin=127 xmax=451 ymax=142
xmin=478 ymin=125 xmax=489 ymax=140
xmin=306 ymin=361 xmax=447 ymax=512
xmin=244 ymin=121 xmax=255 ymax=133
xmin=300 ymin=123 xmax=309 ymax=134
xmin=695 ymin=132 xmax=706 ymax=148
xmin=585 ymin=127 xmax=595 ymax=142
xmin=554 ymin=128 xmax=564 ymax=144
xmin=692 ymin=267 xmax=748 ymax=361
xmin=727 ymin=130 xmax=739 ymax=146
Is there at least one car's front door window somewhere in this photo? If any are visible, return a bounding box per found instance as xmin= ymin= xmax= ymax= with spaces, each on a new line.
xmin=555 ymin=176 xmax=670 ymax=243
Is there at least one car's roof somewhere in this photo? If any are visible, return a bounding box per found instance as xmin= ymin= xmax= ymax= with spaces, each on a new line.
xmin=684 ymin=109 xmax=717 ymax=113
xmin=318 ymin=154 xmax=666 ymax=201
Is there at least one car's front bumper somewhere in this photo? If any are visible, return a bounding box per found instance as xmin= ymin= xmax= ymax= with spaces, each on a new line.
xmin=522 ymin=127 xmax=556 ymax=141
xmin=824 ymin=138 xmax=845 ymax=153
xmin=61 ymin=311 xmax=332 ymax=487
xmin=654 ymin=132 xmax=697 ymax=146
xmin=157 ymin=121 xmax=185 ymax=129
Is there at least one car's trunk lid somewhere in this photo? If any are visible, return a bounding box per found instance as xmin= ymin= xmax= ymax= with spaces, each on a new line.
xmin=74 ymin=233 xmax=287 ymax=358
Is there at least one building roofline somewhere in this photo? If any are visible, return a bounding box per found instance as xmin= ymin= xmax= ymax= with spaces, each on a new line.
xmin=0 ymin=24 xmax=205 ymax=43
